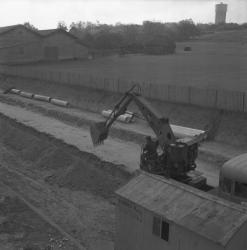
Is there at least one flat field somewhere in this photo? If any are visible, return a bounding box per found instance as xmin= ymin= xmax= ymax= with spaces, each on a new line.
xmin=18 ymin=30 xmax=247 ymax=91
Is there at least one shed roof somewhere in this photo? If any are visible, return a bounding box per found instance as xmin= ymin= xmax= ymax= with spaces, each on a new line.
xmin=38 ymin=28 xmax=87 ymax=46
xmin=116 ymin=172 xmax=247 ymax=247
xmin=0 ymin=25 xmax=87 ymax=47
xmin=222 ymin=153 xmax=247 ymax=183
xmin=0 ymin=24 xmax=41 ymax=37
xmin=0 ymin=24 xmax=21 ymax=34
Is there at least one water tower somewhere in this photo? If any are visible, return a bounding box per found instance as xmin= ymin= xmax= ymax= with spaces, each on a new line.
xmin=215 ymin=2 xmax=228 ymax=24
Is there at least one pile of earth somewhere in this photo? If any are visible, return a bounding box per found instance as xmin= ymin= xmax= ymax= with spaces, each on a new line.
xmin=0 ymin=114 xmax=131 ymax=200
xmin=0 ymin=186 xmax=74 ymax=250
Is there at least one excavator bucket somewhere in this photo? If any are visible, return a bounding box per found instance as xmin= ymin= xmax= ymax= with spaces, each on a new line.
xmin=90 ymin=122 xmax=109 ymax=146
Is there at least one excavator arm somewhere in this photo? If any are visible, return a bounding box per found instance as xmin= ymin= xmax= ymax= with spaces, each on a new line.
xmin=90 ymin=85 xmax=207 ymax=187
xmin=90 ymin=85 xmax=176 ymax=148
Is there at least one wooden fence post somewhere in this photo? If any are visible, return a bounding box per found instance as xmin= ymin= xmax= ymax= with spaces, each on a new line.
xmin=243 ymin=92 xmax=245 ymax=112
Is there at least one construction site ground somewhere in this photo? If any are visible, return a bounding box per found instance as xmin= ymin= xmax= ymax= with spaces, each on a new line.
xmin=0 ymin=79 xmax=246 ymax=249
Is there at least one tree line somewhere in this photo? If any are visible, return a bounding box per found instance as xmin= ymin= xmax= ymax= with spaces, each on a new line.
xmin=25 ymin=20 xmax=247 ymax=55
xmin=57 ymin=19 xmax=202 ymax=55
xmin=59 ymin=20 xmax=247 ymax=55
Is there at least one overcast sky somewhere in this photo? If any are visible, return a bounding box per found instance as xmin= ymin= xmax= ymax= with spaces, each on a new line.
xmin=0 ymin=0 xmax=246 ymax=29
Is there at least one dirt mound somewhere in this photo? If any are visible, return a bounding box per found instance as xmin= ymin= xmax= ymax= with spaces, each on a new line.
xmin=0 ymin=117 xmax=51 ymax=162
xmin=0 ymin=188 xmax=74 ymax=250
xmin=0 ymin=115 xmax=131 ymax=200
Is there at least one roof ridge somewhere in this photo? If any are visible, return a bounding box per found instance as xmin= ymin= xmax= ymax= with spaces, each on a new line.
xmin=142 ymin=171 xmax=247 ymax=213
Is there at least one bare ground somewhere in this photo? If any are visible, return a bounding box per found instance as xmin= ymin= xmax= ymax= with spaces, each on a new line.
xmin=0 ymin=113 xmax=132 ymax=250
xmin=0 ymin=183 xmax=79 ymax=250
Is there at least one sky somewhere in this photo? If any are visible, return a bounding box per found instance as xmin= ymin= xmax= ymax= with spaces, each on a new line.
xmin=0 ymin=0 xmax=246 ymax=29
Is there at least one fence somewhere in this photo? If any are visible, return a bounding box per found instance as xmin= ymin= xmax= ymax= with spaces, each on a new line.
xmin=0 ymin=65 xmax=246 ymax=113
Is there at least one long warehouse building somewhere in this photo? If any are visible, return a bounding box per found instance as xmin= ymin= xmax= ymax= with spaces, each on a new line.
xmin=0 ymin=24 xmax=89 ymax=63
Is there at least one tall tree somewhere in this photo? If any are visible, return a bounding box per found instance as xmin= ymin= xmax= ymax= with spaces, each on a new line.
xmin=23 ymin=22 xmax=38 ymax=31
xmin=57 ymin=21 xmax=68 ymax=31
xmin=177 ymin=19 xmax=200 ymax=40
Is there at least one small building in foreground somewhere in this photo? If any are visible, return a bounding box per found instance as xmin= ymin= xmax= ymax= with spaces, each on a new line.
xmin=115 ymin=172 xmax=247 ymax=250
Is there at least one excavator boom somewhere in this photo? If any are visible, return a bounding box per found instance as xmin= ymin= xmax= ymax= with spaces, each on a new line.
xmin=90 ymin=85 xmax=177 ymax=148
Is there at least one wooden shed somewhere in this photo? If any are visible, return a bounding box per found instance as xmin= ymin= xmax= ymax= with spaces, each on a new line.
xmin=0 ymin=25 xmax=88 ymax=63
xmin=0 ymin=25 xmax=42 ymax=63
xmin=39 ymin=29 xmax=88 ymax=60
xmin=115 ymin=172 xmax=247 ymax=250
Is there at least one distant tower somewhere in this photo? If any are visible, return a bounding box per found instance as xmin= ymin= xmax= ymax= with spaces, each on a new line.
xmin=215 ymin=2 xmax=228 ymax=24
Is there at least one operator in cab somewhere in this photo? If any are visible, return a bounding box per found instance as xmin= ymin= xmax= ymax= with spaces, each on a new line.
xmin=143 ymin=136 xmax=159 ymax=161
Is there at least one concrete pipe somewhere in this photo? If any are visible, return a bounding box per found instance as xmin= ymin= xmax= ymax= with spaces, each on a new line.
xmin=118 ymin=114 xmax=134 ymax=123
xmin=33 ymin=94 xmax=51 ymax=102
xmin=101 ymin=109 xmax=134 ymax=123
xmin=50 ymin=98 xmax=69 ymax=107
xmin=20 ymin=91 xmax=34 ymax=99
xmin=10 ymin=88 xmax=21 ymax=94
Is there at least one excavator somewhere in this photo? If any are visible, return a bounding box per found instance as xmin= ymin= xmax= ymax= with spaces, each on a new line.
xmin=90 ymin=85 xmax=207 ymax=189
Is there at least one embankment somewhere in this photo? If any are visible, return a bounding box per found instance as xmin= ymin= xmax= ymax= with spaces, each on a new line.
xmin=0 ymin=113 xmax=131 ymax=200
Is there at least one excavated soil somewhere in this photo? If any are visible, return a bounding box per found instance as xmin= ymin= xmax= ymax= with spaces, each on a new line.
xmin=0 ymin=184 xmax=77 ymax=250
xmin=0 ymin=114 xmax=130 ymax=200
xmin=0 ymin=112 xmax=135 ymax=249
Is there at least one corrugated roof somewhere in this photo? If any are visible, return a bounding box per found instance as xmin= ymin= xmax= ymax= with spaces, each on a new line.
xmin=0 ymin=25 xmax=87 ymax=47
xmin=0 ymin=25 xmax=57 ymax=37
xmin=222 ymin=153 xmax=247 ymax=183
xmin=116 ymin=172 xmax=247 ymax=246
xmin=38 ymin=28 xmax=87 ymax=46
xmin=0 ymin=24 xmax=42 ymax=38
xmin=0 ymin=24 xmax=21 ymax=34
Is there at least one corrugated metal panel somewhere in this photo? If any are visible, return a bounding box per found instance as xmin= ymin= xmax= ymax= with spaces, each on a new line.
xmin=116 ymin=172 xmax=247 ymax=247
xmin=221 ymin=153 xmax=247 ymax=183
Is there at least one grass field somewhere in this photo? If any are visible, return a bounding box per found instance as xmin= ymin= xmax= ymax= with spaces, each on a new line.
xmin=18 ymin=30 xmax=247 ymax=91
